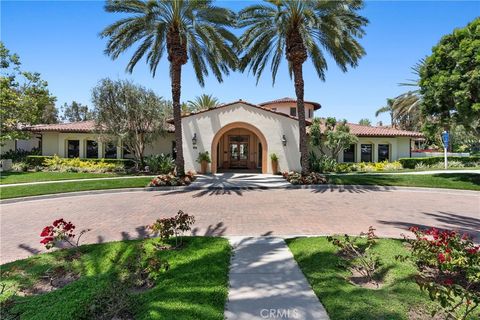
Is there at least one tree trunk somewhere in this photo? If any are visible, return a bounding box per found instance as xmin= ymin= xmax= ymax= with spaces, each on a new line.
xmin=292 ymin=62 xmax=310 ymax=175
xmin=171 ymin=62 xmax=185 ymax=176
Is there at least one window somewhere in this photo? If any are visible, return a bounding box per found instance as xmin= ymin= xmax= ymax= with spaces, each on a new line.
xmin=308 ymin=108 xmax=313 ymax=118
xmin=343 ymin=144 xmax=356 ymax=162
xmin=86 ymin=140 xmax=98 ymax=158
xmin=67 ymin=140 xmax=79 ymax=158
xmin=104 ymin=143 xmax=117 ymax=159
xmin=360 ymin=144 xmax=373 ymax=162
xmin=378 ymin=144 xmax=390 ymax=162
xmin=290 ymin=107 xmax=297 ymax=117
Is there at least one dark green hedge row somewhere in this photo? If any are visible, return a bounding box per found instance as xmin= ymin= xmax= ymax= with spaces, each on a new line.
xmin=398 ymin=156 xmax=480 ymax=169
xmin=26 ymin=155 xmax=136 ymax=167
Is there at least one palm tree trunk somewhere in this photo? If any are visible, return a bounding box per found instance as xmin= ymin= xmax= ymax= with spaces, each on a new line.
xmin=292 ymin=62 xmax=309 ymax=175
xmin=171 ymin=62 xmax=185 ymax=176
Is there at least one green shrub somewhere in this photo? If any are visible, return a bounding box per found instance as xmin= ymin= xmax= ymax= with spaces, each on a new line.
xmin=196 ymin=151 xmax=211 ymax=163
xmin=1 ymin=148 xmax=40 ymax=163
xmin=26 ymin=155 xmax=134 ymax=168
xmin=335 ymin=163 xmax=354 ymax=173
xmin=144 ymin=154 xmax=174 ymax=174
xmin=309 ymin=152 xmax=337 ymax=173
xmin=399 ymin=156 xmax=480 ymax=169
xmin=41 ymin=155 xmax=125 ymax=173
xmin=11 ymin=162 xmax=29 ymax=172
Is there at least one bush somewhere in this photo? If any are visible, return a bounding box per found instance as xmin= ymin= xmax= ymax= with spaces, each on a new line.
xmin=282 ymin=171 xmax=328 ymax=185
xmin=399 ymin=156 xmax=480 ymax=169
xmin=40 ymin=155 xmax=125 ymax=173
xmin=1 ymin=148 xmax=40 ymax=163
xmin=144 ymin=154 xmax=174 ymax=174
xmin=148 ymin=210 xmax=195 ymax=248
xmin=309 ymin=152 xmax=337 ymax=173
xmin=327 ymin=226 xmax=381 ymax=283
xmin=26 ymin=155 xmax=135 ymax=168
xmin=40 ymin=218 xmax=90 ymax=250
xmin=398 ymin=227 xmax=479 ymax=319
xmin=335 ymin=163 xmax=354 ymax=173
xmin=148 ymin=171 xmax=196 ymax=187
xmin=11 ymin=162 xmax=28 ymax=172
xmin=196 ymin=151 xmax=211 ymax=163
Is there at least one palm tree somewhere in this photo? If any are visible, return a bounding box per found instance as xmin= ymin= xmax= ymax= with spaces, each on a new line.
xmin=375 ymin=98 xmax=395 ymax=126
xmin=187 ymin=94 xmax=220 ymax=112
xmin=101 ymin=0 xmax=237 ymax=175
xmin=237 ymin=0 xmax=368 ymax=175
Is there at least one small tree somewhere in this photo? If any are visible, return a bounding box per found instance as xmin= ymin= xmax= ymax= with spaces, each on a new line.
xmin=92 ymin=79 xmax=170 ymax=167
xmin=358 ymin=118 xmax=371 ymax=126
xmin=61 ymin=101 xmax=94 ymax=122
xmin=187 ymin=94 xmax=220 ymax=112
xmin=0 ymin=42 xmax=56 ymax=143
xmin=310 ymin=117 xmax=358 ymax=160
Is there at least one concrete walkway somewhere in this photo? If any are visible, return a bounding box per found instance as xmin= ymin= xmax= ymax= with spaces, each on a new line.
xmin=191 ymin=173 xmax=291 ymax=189
xmin=225 ymin=237 xmax=329 ymax=320
xmin=0 ymin=175 xmax=153 ymax=187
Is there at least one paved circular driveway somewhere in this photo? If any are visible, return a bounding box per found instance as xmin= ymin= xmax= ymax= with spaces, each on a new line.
xmin=1 ymin=186 xmax=479 ymax=263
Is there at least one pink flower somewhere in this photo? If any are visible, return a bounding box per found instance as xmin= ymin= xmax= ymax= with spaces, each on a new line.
xmin=438 ymin=253 xmax=446 ymax=263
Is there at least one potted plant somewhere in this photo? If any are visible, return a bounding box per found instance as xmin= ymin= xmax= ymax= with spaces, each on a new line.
xmin=196 ymin=151 xmax=211 ymax=174
xmin=270 ymin=153 xmax=279 ymax=174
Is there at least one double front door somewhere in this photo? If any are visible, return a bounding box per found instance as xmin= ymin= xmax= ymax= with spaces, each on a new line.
xmin=229 ymin=135 xmax=249 ymax=168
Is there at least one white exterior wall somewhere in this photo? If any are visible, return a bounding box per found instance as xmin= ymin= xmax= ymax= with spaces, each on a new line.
xmin=0 ymin=137 xmax=40 ymax=155
xmin=262 ymin=101 xmax=315 ymax=120
xmin=181 ymin=102 xmax=301 ymax=173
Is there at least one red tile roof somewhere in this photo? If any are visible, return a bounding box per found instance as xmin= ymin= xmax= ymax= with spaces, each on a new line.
xmin=346 ymin=123 xmax=423 ymax=137
xmin=259 ymin=97 xmax=321 ymax=110
xmin=26 ymin=120 xmax=175 ymax=133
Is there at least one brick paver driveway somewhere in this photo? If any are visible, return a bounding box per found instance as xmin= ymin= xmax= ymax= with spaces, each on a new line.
xmin=1 ymin=186 xmax=479 ymax=263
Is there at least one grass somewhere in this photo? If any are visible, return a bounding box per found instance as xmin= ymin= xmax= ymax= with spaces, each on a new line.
xmin=0 ymin=237 xmax=231 ymax=320
xmin=0 ymin=171 xmax=127 ymax=185
xmin=286 ymin=237 xmax=479 ymax=320
xmin=0 ymin=177 xmax=152 ymax=199
xmin=328 ymin=173 xmax=480 ymax=191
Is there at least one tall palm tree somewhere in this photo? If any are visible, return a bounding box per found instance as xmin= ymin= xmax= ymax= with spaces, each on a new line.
xmin=187 ymin=94 xmax=220 ymax=112
xmin=101 ymin=0 xmax=237 ymax=175
xmin=375 ymin=98 xmax=395 ymax=126
xmin=238 ymin=0 xmax=368 ymax=174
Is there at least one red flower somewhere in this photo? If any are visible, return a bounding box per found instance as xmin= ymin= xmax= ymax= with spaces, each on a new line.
xmin=40 ymin=226 xmax=53 ymax=237
xmin=466 ymin=247 xmax=479 ymax=255
xmin=40 ymin=237 xmax=54 ymax=244
xmin=444 ymin=278 xmax=454 ymax=286
xmin=438 ymin=253 xmax=446 ymax=263
xmin=409 ymin=226 xmax=419 ymax=233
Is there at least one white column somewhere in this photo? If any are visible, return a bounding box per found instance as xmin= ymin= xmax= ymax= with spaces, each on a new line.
xmin=372 ymin=143 xmax=377 ymax=163
xmin=98 ymin=141 xmax=103 ymax=159
xmin=79 ymin=139 xmax=85 ymax=158
xmin=356 ymin=142 xmax=362 ymax=163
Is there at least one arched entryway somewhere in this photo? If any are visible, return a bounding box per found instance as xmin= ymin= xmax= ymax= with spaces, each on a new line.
xmin=211 ymin=122 xmax=268 ymax=174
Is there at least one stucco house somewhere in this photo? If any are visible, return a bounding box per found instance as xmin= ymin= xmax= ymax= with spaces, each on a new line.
xmin=25 ymin=98 xmax=423 ymax=173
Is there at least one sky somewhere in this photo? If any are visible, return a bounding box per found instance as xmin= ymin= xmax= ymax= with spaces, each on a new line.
xmin=1 ymin=0 xmax=479 ymax=124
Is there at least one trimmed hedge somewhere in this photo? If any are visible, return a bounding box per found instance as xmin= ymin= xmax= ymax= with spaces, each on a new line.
xmin=398 ymin=156 xmax=480 ymax=169
xmin=26 ymin=155 xmax=135 ymax=168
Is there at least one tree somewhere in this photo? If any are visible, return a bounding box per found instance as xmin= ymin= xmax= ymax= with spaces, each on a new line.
xmin=358 ymin=118 xmax=371 ymax=126
xmin=61 ymin=101 xmax=94 ymax=122
xmin=238 ymin=1 xmax=368 ymax=174
xmin=92 ymin=79 xmax=170 ymax=167
xmin=0 ymin=42 xmax=56 ymax=143
xmin=310 ymin=117 xmax=358 ymax=160
xmin=419 ymin=18 xmax=480 ymax=137
xmin=187 ymin=94 xmax=220 ymax=112
xmin=101 ymin=0 xmax=237 ymax=176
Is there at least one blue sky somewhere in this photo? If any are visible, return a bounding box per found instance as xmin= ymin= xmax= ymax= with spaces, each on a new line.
xmin=1 ymin=1 xmax=479 ymax=124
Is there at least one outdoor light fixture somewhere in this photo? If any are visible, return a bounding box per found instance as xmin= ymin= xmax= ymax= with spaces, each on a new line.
xmin=192 ymin=133 xmax=197 ymax=149
xmin=282 ymin=135 xmax=287 ymax=146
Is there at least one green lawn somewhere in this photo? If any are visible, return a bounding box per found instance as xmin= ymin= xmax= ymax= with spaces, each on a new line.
xmin=0 ymin=237 xmax=230 ymax=320
xmin=0 ymin=177 xmax=152 ymax=199
xmin=0 ymin=171 xmax=126 ymax=185
xmin=328 ymin=173 xmax=480 ymax=190
xmin=287 ymin=237 xmax=479 ymax=320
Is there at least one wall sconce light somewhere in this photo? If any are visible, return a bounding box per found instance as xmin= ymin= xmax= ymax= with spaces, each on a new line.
xmin=192 ymin=133 xmax=197 ymax=149
xmin=282 ymin=135 xmax=287 ymax=146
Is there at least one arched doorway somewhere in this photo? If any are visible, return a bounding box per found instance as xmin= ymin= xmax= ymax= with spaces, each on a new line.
xmin=211 ymin=122 xmax=268 ymax=174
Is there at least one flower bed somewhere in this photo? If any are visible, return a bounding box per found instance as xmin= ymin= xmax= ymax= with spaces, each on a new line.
xmin=282 ymin=171 xmax=328 ymax=185
xmin=148 ymin=171 xmax=196 ymax=187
